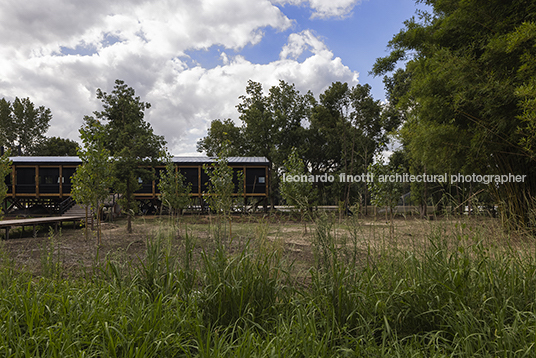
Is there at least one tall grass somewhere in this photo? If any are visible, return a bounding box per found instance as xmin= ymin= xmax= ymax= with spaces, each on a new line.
xmin=0 ymin=216 xmax=535 ymax=356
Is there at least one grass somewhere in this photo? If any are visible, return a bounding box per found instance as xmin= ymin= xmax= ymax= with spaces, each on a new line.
xmin=0 ymin=213 xmax=536 ymax=357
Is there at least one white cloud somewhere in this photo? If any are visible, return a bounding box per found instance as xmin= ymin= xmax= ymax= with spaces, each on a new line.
xmin=0 ymin=0 xmax=292 ymax=58
xmin=280 ymin=30 xmax=329 ymax=59
xmin=0 ymin=0 xmax=359 ymax=156
xmin=274 ymin=0 xmax=361 ymax=19
xmin=147 ymin=32 xmax=358 ymax=154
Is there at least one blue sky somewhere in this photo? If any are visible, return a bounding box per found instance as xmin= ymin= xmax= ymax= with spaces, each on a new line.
xmin=0 ymin=0 xmax=429 ymax=155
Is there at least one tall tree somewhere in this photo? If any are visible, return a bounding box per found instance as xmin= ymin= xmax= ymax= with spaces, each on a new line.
xmin=196 ymin=118 xmax=243 ymax=156
xmin=307 ymin=82 xmax=386 ymax=208
xmin=306 ymin=82 xmax=349 ymax=175
xmin=199 ymin=80 xmax=309 ymax=208
xmin=71 ymin=117 xmax=113 ymax=244
xmin=198 ymin=80 xmax=388 ymax=208
xmin=346 ymin=84 xmax=385 ymax=212
xmin=373 ymin=0 xmax=536 ymax=228
xmin=89 ymin=80 xmax=165 ymax=233
xmin=0 ymin=97 xmax=51 ymax=155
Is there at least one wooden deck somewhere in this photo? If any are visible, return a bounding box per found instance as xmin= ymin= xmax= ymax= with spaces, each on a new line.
xmin=0 ymin=215 xmax=86 ymax=240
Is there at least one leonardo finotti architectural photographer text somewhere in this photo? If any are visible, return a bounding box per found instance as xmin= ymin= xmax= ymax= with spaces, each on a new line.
xmin=282 ymin=173 xmax=527 ymax=185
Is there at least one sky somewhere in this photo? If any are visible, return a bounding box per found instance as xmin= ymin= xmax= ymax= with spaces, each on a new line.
xmin=0 ymin=0 xmax=429 ymax=156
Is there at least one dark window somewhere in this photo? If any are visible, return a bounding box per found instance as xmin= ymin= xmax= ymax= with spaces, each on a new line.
xmin=15 ymin=167 xmax=36 ymax=193
xmin=182 ymin=167 xmax=199 ymax=194
xmin=245 ymin=168 xmax=267 ymax=194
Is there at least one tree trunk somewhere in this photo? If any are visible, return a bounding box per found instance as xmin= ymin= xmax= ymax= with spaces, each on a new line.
xmin=97 ymin=205 xmax=102 ymax=245
xmin=85 ymin=205 xmax=89 ymax=241
xmin=126 ymin=178 xmax=133 ymax=233
xmin=127 ymin=214 xmax=132 ymax=233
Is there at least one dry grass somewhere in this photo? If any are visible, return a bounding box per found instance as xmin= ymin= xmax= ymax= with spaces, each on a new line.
xmin=2 ymin=212 xmax=536 ymax=357
xmin=1 ymin=212 xmax=534 ymax=279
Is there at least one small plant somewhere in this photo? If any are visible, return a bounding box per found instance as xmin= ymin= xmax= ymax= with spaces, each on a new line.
xmin=280 ymin=147 xmax=317 ymax=233
xmin=367 ymin=153 xmax=404 ymax=235
xmin=203 ymin=142 xmax=243 ymax=242
xmin=158 ymin=153 xmax=192 ymax=237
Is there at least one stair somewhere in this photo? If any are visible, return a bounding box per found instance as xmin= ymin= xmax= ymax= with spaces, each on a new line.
xmin=62 ymin=203 xmax=87 ymax=217
xmin=62 ymin=204 xmax=93 ymax=226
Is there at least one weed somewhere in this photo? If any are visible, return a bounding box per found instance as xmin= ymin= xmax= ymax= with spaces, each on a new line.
xmin=1 ymin=215 xmax=536 ymax=356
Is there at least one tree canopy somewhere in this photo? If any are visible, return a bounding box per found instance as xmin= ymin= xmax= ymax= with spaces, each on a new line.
xmin=71 ymin=117 xmax=113 ymax=244
xmin=87 ymin=79 xmax=166 ymax=233
xmin=197 ymin=80 xmax=390 ymax=210
xmin=30 ymin=136 xmax=79 ymax=156
xmin=0 ymin=97 xmax=51 ymax=155
xmin=372 ymin=0 xmax=536 ymax=227
xmin=0 ymin=151 xmax=12 ymax=218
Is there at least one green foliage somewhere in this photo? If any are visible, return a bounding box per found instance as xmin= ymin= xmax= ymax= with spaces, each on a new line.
xmin=236 ymin=80 xmax=309 ymax=166
xmin=367 ymin=154 xmax=404 ymax=217
xmin=0 ymin=97 xmax=51 ymax=155
xmin=203 ymin=145 xmax=236 ymax=218
xmin=2 ymin=219 xmax=536 ymax=356
xmin=200 ymin=242 xmax=288 ymax=328
xmin=157 ymin=155 xmax=192 ymax=217
xmin=0 ymin=151 xmax=12 ymax=218
xmin=373 ymin=0 xmax=536 ymax=228
xmin=198 ymin=80 xmax=388 ymax=207
xmin=89 ymin=79 xmax=166 ymax=233
xmin=196 ymin=118 xmax=243 ymax=156
xmin=280 ymin=147 xmax=316 ymax=215
xmin=500 ymin=21 xmax=536 ymax=159
xmin=198 ymin=80 xmax=310 ymax=207
xmin=30 ymin=136 xmax=79 ymax=156
xmin=71 ymin=117 xmax=113 ymax=243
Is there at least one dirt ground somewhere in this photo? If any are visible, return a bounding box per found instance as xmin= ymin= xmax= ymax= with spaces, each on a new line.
xmin=0 ymin=213 xmax=532 ymax=278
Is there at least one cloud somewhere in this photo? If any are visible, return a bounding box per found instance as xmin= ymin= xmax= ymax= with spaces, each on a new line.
xmin=147 ymin=32 xmax=359 ymax=154
xmin=274 ymin=0 xmax=361 ymax=19
xmin=280 ymin=30 xmax=329 ymax=60
xmin=0 ymin=0 xmax=292 ymax=58
xmin=0 ymin=0 xmax=359 ymax=156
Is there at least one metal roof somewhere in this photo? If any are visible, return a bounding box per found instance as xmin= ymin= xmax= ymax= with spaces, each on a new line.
xmin=9 ymin=156 xmax=82 ymax=163
xmin=9 ymin=156 xmax=270 ymax=166
xmin=172 ymin=156 xmax=270 ymax=165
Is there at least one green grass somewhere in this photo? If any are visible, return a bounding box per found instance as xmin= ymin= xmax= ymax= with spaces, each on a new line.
xmin=1 ymin=216 xmax=536 ymax=357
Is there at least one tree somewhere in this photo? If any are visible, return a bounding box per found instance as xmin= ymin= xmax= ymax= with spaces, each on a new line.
xmin=158 ymin=154 xmax=192 ymax=236
xmin=198 ymin=80 xmax=309 ymax=208
xmin=198 ymin=80 xmax=388 ymax=208
xmin=30 ymin=137 xmax=79 ymax=156
xmin=494 ymin=21 xmax=536 ymax=162
xmin=372 ymin=0 xmax=536 ymax=229
xmin=203 ymin=145 xmax=236 ymax=219
xmin=196 ymin=118 xmax=243 ymax=156
xmin=280 ymin=147 xmax=316 ymax=232
xmin=307 ymin=82 xmax=386 ymax=209
xmin=71 ymin=117 xmax=113 ymax=244
xmin=367 ymin=154 xmax=404 ymax=234
xmin=203 ymin=143 xmax=243 ymax=241
xmin=0 ymin=151 xmax=12 ymax=218
xmin=0 ymin=97 xmax=51 ymax=155
xmin=89 ymin=79 xmax=166 ymax=233
xmin=346 ymin=84 xmax=385 ymax=212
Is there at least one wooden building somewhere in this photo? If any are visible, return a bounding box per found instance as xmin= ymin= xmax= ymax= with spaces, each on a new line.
xmin=4 ymin=156 xmax=269 ymax=215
